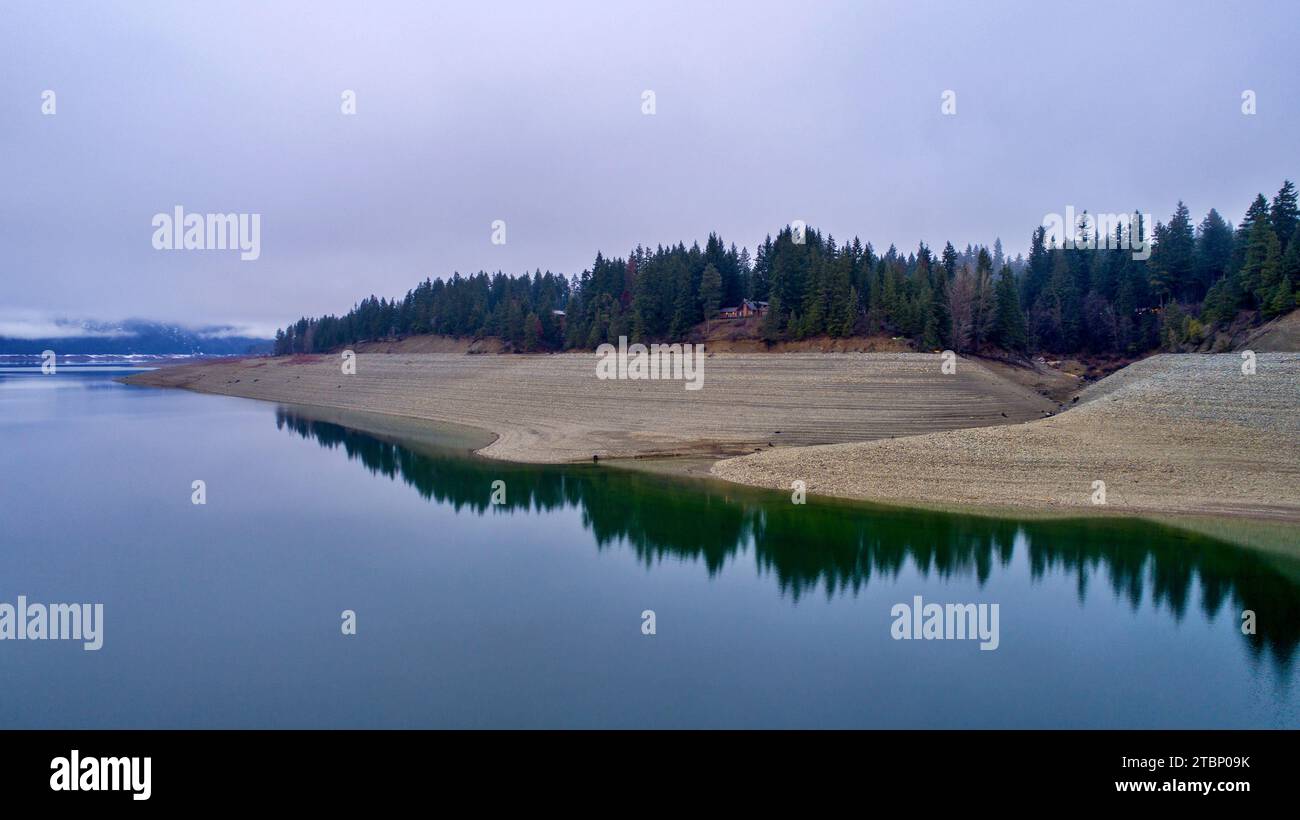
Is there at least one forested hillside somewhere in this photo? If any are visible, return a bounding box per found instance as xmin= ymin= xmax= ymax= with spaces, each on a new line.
xmin=275 ymin=181 xmax=1299 ymax=358
xmin=0 ymin=320 xmax=271 ymax=356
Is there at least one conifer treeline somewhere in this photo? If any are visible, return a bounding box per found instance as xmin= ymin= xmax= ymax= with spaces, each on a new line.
xmin=275 ymin=181 xmax=1299 ymax=357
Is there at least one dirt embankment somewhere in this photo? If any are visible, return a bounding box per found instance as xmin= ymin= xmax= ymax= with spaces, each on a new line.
xmin=711 ymin=353 xmax=1300 ymax=521
xmin=346 ymin=336 xmax=506 ymax=354
xmin=123 ymin=351 xmax=1054 ymax=463
xmin=1237 ymin=309 xmax=1300 ymax=353
xmin=350 ymin=327 xmax=917 ymax=355
xmin=689 ymin=318 xmax=915 ymax=353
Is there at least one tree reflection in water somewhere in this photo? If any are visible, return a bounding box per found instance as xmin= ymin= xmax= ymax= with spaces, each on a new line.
xmin=276 ymin=407 xmax=1299 ymax=674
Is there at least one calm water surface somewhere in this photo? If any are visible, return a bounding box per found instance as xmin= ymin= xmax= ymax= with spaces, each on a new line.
xmin=1 ymin=368 xmax=1297 ymax=727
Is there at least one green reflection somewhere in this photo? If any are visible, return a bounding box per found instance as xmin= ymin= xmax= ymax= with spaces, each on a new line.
xmin=275 ymin=406 xmax=1300 ymax=673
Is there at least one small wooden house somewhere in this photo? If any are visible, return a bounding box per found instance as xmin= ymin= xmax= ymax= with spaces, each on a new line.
xmin=718 ymin=300 xmax=769 ymax=319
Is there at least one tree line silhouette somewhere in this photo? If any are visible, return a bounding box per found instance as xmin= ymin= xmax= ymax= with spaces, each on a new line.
xmin=274 ymin=181 xmax=1298 ymax=358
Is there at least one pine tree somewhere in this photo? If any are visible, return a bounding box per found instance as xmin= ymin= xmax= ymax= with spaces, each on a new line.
xmin=1282 ymin=225 xmax=1300 ymax=292
xmin=1021 ymin=227 xmax=1051 ymax=308
xmin=993 ymin=265 xmax=1028 ymax=351
xmin=699 ymin=264 xmax=722 ymax=332
xmin=1033 ymin=250 xmax=1080 ymax=351
xmin=865 ymin=260 xmax=886 ymax=331
xmin=1271 ymin=180 xmax=1298 ymax=253
xmin=1150 ymin=202 xmax=1194 ymax=303
xmin=825 ymin=248 xmax=854 ymax=337
xmin=926 ymin=268 xmax=951 ymax=349
xmin=668 ymin=264 xmax=694 ymax=339
xmin=737 ymin=246 xmax=752 ymax=300
xmin=970 ymin=249 xmax=997 ymax=347
xmin=750 ymin=237 xmax=772 ymax=301
xmin=1257 ymin=231 xmax=1284 ymax=316
xmin=760 ymin=294 xmax=783 ymax=342
xmin=842 ymin=287 xmax=861 ymax=338
xmin=799 ymin=254 xmax=828 ymax=338
xmin=1201 ymin=271 xmax=1243 ymax=327
xmin=1193 ymin=208 xmax=1234 ymax=300
xmin=1264 ymin=278 xmax=1295 ymax=319
xmin=941 ymin=242 xmax=958 ymax=280
xmin=911 ymin=267 xmax=932 ymax=340
xmin=1240 ymin=217 xmax=1276 ymax=305
xmin=522 ymin=312 xmax=541 ymax=351
xmin=1232 ymin=194 xmax=1271 ymax=274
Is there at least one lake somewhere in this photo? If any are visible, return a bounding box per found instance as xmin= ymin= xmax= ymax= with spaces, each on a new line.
xmin=0 ymin=367 xmax=1296 ymax=728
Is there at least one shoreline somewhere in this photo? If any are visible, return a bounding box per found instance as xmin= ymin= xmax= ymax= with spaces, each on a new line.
xmin=711 ymin=353 xmax=1300 ymax=526
xmin=240 ymin=390 xmax=1300 ymax=552
xmin=260 ymin=397 xmax=1300 ymax=558
xmin=121 ymin=350 xmax=1300 ymax=528
xmin=122 ymin=350 xmax=1055 ymax=463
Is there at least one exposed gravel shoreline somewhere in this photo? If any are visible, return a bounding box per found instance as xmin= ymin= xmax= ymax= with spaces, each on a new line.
xmin=123 ymin=351 xmax=1053 ymax=462
xmin=122 ymin=351 xmax=1299 ymax=522
xmin=712 ymin=353 xmax=1300 ymax=521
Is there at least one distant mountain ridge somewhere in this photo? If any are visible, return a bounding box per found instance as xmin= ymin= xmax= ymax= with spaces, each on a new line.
xmin=0 ymin=319 xmax=272 ymax=355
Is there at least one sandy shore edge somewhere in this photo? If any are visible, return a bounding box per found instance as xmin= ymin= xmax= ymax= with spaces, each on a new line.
xmin=121 ymin=351 xmax=1300 ymax=529
xmin=712 ymin=353 xmax=1300 ymax=525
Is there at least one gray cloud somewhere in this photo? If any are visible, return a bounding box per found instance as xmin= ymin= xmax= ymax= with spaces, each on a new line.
xmin=2 ymin=0 xmax=1296 ymax=330
xmin=0 ymin=316 xmax=134 ymax=340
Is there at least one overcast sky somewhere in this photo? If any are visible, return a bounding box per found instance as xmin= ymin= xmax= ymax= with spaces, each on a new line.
xmin=1 ymin=0 xmax=1296 ymax=336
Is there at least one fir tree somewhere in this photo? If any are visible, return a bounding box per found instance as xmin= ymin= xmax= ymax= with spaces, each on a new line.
xmin=941 ymin=242 xmax=958 ymax=280
xmin=1271 ymin=180 xmax=1298 ymax=252
xmin=1240 ymin=216 xmax=1276 ymax=304
xmin=1282 ymin=225 xmax=1300 ymax=292
xmin=1193 ymin=208 xmax=1234 ymax=300
xmin=1021 ymin=227 xmax=1051 ymax=309
xmin=1257 ymin=231 xmax=1285 ymax=316
xmin=699 ymin=264 xmax=722 ymax=332
xmin=992 ymin=265 xmax=1028 ymax=351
